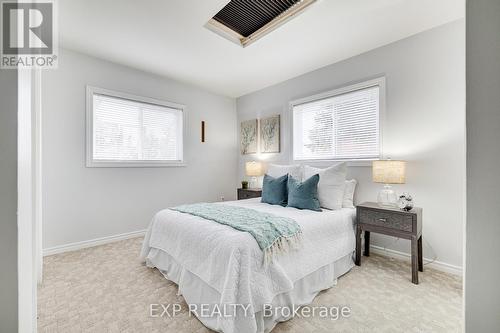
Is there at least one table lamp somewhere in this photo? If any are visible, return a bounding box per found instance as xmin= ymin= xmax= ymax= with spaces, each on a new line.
xmin=245 ymin=161 xmax=264 ymax=189
xmin=372 ymin=160 xmax=406 ymax=207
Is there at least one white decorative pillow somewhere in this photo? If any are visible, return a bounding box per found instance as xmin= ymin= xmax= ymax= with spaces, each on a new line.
xmin=267 ymin=164 xmax=302 ymax=180
xmin=303 ymin=163 xmax=347 ymax=210
xmin=342 ymin=179 xmax=357 ymax=208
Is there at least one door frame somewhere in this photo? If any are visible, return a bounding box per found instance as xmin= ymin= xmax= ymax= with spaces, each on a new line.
xmin=18 ymin=68 xmax=42 ymax=333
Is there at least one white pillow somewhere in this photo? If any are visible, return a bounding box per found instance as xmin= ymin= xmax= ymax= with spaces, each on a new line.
xmin=342 ymin=179 xmax=357 ymax=208
xmin=267 ymin=164 xmax=302 ymax=180
xmin=303 ymin=163 xmax=347 ymax=210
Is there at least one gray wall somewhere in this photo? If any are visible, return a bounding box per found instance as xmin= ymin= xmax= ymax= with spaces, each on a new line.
xmin=237 ymin=20 xmax=465 ymax=270
xmin=466 ymin=1 xmax=500 ymax=331
xmin=0 ymin=70 xmax=18 ymax=332
xmin=42 ymin=49 xmax=238 ymax=249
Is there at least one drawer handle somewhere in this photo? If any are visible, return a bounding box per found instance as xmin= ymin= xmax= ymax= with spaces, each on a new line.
xmin=378 ymin=218 xmax=387 ymax=222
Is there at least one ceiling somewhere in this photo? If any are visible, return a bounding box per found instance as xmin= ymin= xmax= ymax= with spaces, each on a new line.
xmin=59 ymin=0 xmax=464 ymax=97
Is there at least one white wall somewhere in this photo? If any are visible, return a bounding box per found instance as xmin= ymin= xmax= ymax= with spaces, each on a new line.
xmin=237 ymin=20 xmax=465 ymax=269
xmin=42 ymin=49 xmax=238 ymax=249
xmin=466 ymin=1 xmax=500 ymax=330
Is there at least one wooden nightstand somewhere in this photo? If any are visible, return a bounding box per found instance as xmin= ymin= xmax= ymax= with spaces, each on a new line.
xmin=237 ymin=188 xmax=262 ymax=200
xmin=355 ymin=202 xmax=423 ymax=284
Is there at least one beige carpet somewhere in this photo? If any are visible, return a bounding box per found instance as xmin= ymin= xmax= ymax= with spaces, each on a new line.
xmin=38 ymin=237 xmax=462 ymax=333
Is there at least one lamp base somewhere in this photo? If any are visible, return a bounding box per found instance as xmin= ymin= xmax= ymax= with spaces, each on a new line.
xmin=377 ymin=184 xmax=397 ymax=208
xmin=249 ymin=176 xmax=259 ymax=189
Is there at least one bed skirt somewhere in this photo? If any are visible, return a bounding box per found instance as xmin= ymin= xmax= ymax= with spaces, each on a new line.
xmin=145 ymin=248 xmax=354 ymax=333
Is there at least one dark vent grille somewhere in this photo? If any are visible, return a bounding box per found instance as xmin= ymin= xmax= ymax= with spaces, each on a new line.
xmin=213 ymin=0 xmax=302 ymax=38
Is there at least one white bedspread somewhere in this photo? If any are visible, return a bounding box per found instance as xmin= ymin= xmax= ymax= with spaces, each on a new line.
xmin=141 ymin=198 xmax=356 ymax=333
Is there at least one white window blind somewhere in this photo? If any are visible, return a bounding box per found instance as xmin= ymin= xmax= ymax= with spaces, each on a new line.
xmin=90 ymin=92 xmax=183 ymax=165
xmin=293 ymin=85 xmax=380 ymax=161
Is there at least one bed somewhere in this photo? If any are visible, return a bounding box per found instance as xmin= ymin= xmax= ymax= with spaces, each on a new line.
xmin=140 ymin=197 xmax=356 ymax=333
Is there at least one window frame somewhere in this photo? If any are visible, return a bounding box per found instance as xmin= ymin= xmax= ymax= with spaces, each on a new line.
xmin=289 ymin=77 xmax=385 ymax=166
xmin=86 ymin=86 xmax=187 ymax=168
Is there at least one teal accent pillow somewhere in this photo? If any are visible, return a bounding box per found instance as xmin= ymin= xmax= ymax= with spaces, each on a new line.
xmin=287 ymin=174 xmax=322 ymax=212
xmin=261 ymin=174 xmax=288 ymax=206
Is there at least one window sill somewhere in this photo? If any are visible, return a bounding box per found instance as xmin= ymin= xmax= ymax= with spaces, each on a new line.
xmin=86 ymin=160 xmax=187 ymax=168
xmin=292 ymin=159 xmax=375 ymax=167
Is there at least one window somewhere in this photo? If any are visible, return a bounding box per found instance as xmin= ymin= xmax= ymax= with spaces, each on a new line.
xmin=86 ymin=86 xmax=185 ymax=167
xmin=291 ymin=78 xmax=383 ymax=162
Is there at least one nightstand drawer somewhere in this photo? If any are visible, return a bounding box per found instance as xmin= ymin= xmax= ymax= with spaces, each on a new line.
xmin=239 ymin=191 xmax=256 ymax=199
xmin=359 ymin=209 xmax=413 ymax=232
xmin=237 ymin=188 xmax=262 ymax=200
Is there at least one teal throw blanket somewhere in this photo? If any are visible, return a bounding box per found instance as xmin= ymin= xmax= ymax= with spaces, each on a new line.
xmin=170 ymin=203 xmax=302 ymax=263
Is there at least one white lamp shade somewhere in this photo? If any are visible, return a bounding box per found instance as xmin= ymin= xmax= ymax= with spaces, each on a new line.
xmin=245 ymin=161 xmax=264 ymax=177
xmin=372 ymin=160 xmax=406 ymax=184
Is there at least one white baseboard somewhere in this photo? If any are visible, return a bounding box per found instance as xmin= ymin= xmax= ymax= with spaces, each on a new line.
xmin=43 ymin=229 xmax=147 ymax=256
xmin=369 ymin=245 xmax=463 ymax=276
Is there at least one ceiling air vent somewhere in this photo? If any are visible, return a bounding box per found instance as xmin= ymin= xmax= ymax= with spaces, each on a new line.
xmin=206 ymin=0 xmax=316 ymax=47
